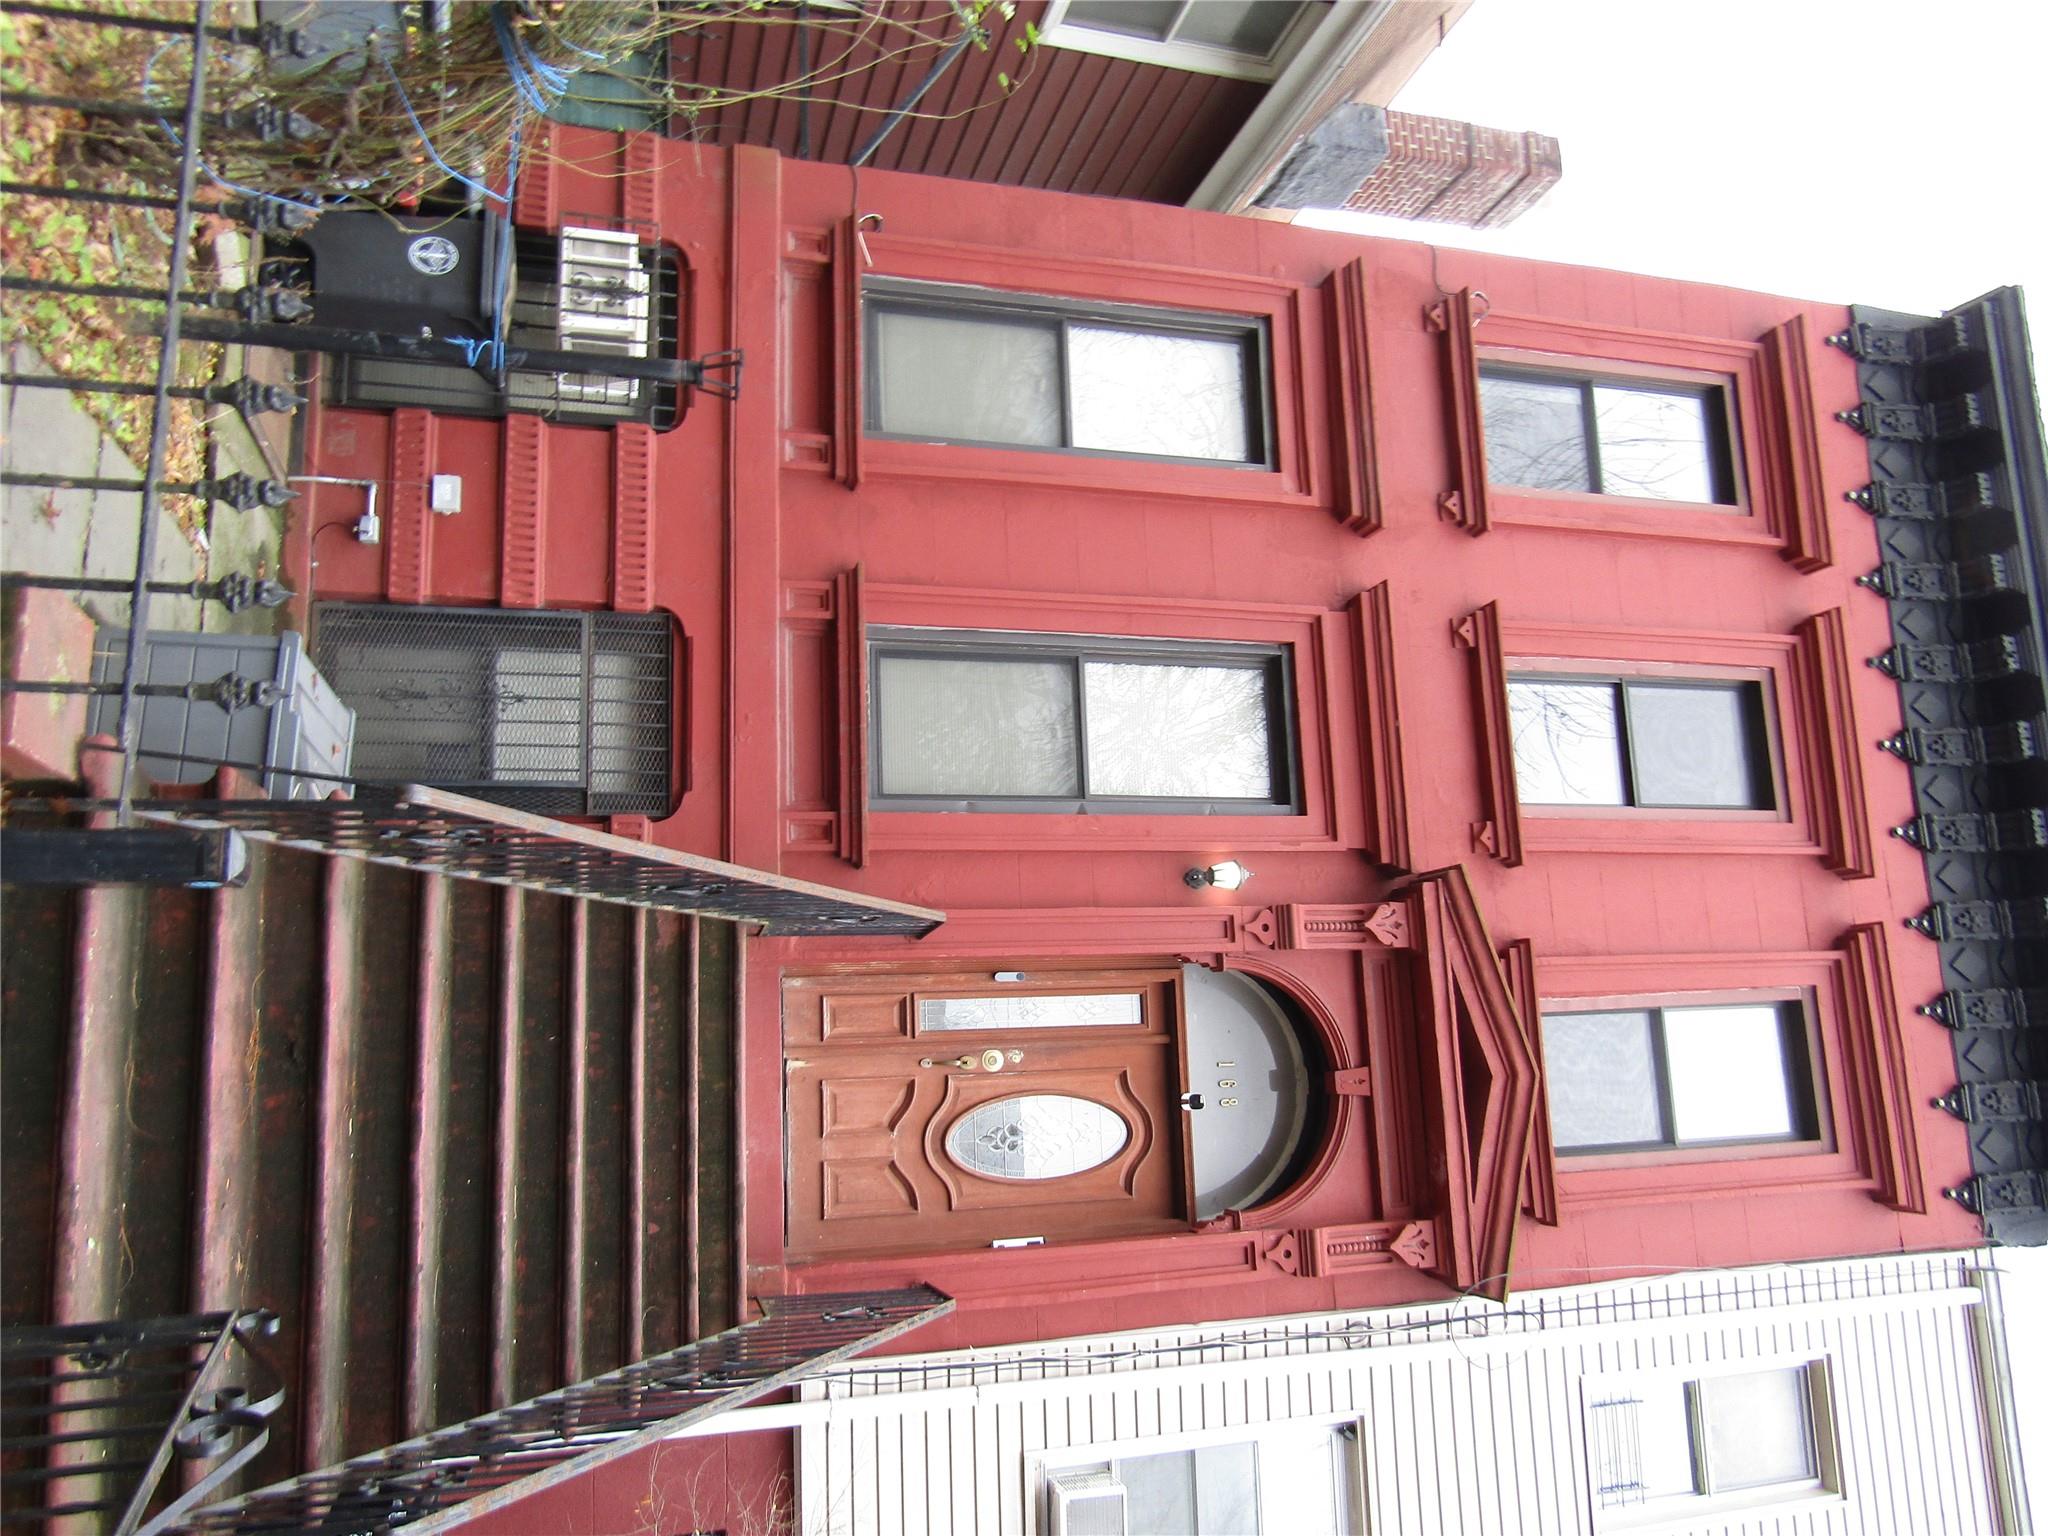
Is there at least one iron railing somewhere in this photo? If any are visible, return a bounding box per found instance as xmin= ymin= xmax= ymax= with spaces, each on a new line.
xmin=163 ymin=1288 xmax=952 ymax=1535
xmin=0 ymin=1311 xmax=283 ymax=1535
xmin=312 ymin=603 xmax=677 ymax=818
xmin=126 ymin=782 xmax=943 ymax=935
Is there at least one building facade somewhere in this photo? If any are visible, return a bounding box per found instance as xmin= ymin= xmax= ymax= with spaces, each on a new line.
xmin=278 ymin=122 xmax=2042 ymax=1523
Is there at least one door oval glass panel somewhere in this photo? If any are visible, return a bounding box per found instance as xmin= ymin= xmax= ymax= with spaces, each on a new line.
xmin=944 ymin=1095 xmax=1130 ymax=1181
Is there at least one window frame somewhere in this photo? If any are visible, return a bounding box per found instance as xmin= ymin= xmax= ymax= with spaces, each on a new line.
xmin=1031 ymin=1413 xmax=1367 ymax=1535
xmin=1431 ymin=299 xmax=1830 ymax=565
xmin=1476 ymin=360 xmax=1742 ymax=507
xmin=863 ymin=277 xmax=1276 ymax=470
xmin=1583 ymin=1356 xmax=1844 ymax=1531
xmin=841 ymin=237 xmax=1320 ymax=507
xmin=1540 ymin=992 xmax=1824 ymax=1160
xmin=1506 ymin=668 xmax=1781 ymax=815
xmin=838 ymin=583 xmax=1352 ymax=854
xmin=1454 ymin=606 xmax=1873 ymax=872
xmin=1036 ymin=0 xmax=1320 ymax=82
xmin=866 ymin=626 xmax=1301 ymax=816
xmin=311 ymin=601 xmax=682 ymax=818
xmin=1521 ymin=943 xmax=1935 ymax=1215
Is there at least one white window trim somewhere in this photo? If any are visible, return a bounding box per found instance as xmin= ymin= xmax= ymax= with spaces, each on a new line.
xmin=1580 ymin=1352 xmax=1846 ymax=1534
xmin=1027 ymin=1412 xmax=1366 ymax=1535
xmin=1037 ymin=0 xmax=1322 ymax=82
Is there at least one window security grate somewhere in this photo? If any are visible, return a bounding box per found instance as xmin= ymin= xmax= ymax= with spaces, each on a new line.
xmin=328 ymin=232 xmax=685 ymax=429
xmin=313 ymin=604 xmax=675 ymax=816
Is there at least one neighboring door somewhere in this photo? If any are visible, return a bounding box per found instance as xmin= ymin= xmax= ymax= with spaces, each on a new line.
xmin=784 ymin=968 xmax=1191 ymax=1258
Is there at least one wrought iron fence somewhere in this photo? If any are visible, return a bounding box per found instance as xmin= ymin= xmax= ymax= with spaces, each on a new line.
xmin=162 ymin=1287 xmax=951 ymax=1535
xmin=0 ymin=1310 xmax=283 ymax=1535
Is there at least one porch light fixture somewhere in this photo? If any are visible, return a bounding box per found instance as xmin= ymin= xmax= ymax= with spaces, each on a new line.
xmin=1184 ymin=860 xmax=1254 ymax=891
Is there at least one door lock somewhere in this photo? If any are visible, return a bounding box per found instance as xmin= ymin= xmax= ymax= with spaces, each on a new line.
xmin=1179 ymin=1092 xmax=1205 ymax=1111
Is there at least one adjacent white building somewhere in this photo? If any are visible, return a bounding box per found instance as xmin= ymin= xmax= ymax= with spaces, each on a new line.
xmin=682 ymin=1252 xmax=2030 ymax=1535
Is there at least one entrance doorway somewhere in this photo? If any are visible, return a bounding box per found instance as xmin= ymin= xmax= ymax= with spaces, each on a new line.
xmin=784 ymin=968 xmax=1190 ymax=1258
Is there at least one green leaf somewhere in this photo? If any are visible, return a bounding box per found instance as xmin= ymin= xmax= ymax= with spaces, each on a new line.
xmin=1015 ymin=35 xmax=1027 ymax=53
xmin=1024 ymin=20 xmax=1040 ymax=45
xmin=997 ymin=70 xmax=1010 ymax=90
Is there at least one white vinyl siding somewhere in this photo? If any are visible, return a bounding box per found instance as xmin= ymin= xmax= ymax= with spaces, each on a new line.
xmin=764 ymin=1254 xmax=2001 ymax=1536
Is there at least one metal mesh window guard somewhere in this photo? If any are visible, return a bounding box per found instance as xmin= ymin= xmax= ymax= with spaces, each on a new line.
xmin=326 ymin=232 xmax=684 ymax=429
xmin=313 ymin=604 xmax=676 ymax=817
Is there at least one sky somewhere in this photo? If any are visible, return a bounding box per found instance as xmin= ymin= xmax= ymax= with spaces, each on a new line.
xmin=1300 ymin=0 xmax=2046 ymax=1513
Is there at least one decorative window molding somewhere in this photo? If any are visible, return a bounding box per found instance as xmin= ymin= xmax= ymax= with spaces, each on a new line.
xmin=1452 ymin=606 xmax=1874 ymax=875
xmin=840 ymin=234 xmax=1322 ymax=507
xmin=1325 ymin=257 xmax=1382 ymax=536
xmin=1350 ymin=583 xmax=1410 ymax=868
xmin=867 ymin=627 xmax=1300 ymax=815
xmin=857 ymin=583 xmax=1357 ymax=853
xmin=1433 ymin=302 xmax=1832 ymax=567
xmin=1036 ymin=0 xmax=1319 ymax=82
xmin=1499 ymin=938 xmax=1559 ymax=1226
xmin=1530 ymin=945 xmax=1925 ymax=1211
xmin=865 ymin=278 xmax=1274 ymax=468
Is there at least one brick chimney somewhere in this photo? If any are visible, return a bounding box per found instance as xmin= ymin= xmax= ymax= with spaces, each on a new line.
xmin=1345 ymin=109 xmax=1561 ymax=228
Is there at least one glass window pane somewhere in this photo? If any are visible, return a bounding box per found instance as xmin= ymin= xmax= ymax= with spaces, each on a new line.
xmin=872 ymin=307 xmax=1062 ymax=447
xmin=1663 ymin=1005 xmax=1800 ymax=1142
xmin=1699 ymin=1368 xmax=1817 ymax=1490
xmin=1117 ymin=1449 xmax=1197 ymax=1535
xmin=1083 ymin=661 xmax=1274 ymax=799
xmin=1070 ymin=325 xmax=1254 ymax=462
xmin=1480 ymin=372 xmax=1594 ymax=492
xmin=875 ymin=654 xmax=1079 ymax=797
xmin=943 ymin=1094 xmax=1130 ymax=1181
xmin=1257 ymin=1427 xmax=1343 ymax=1535
xmin=1625 ymin=683 xmax=1768 ymax=808
xmin=919 ymin=993 xmax=1144 ymax=1032
xmin=1065 ymin=0 xmax=1178 ymax=41
xmin=1509 ymin=680 xmax=1625 ymax=805
xmin=1542 ymin=1010 xmax=1664 ymax=1149
xmin=1631 ymin=1378 xmax=1703 ymax=1497
xmin=1190 ymin=1441 xmax=1260 ymax=1534
xmin=1592 ymin=384 xmax=1719 ymax=503
xmin=1175 ymin=0 xmax=1301 ymax=56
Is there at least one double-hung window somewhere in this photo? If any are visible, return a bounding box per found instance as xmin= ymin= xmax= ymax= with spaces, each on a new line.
xmin=1541 ymin=999 xmax=1819 ymax=1156
xmin=1508 ymin=674 xmax=1775 ymax=811
xmin=1589 ymin=1362 xmax=1838 ymax=1524
xmin=865 ymin=279 xmax=1271 ymax=466
xmin=1479 ymin=364 xmax=1737 ymax=505
xmin=869 ymin=628 xmax=1297 ymax=813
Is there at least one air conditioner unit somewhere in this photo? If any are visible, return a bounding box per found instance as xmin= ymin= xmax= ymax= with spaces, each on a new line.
xmin=1046 ymin=1469 xmax=1126 ymax=1536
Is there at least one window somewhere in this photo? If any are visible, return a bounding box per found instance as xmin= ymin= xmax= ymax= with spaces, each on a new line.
xmin=865 ymin=280 xmax=1270 ymax=466
xmin=1508 ymin=675 xmax=1774 ymax=810
xmin=1040 ymin=0 xmax=1315 ymax=81
xmin=314 ymin=603 xmax=676 ymax=816
xmin=868 ymin=629 xmax=1296 ymax=814
xmin=1479 ymin=365 xmax=1737 ymax=504
xmin=1542 ymin=1000 xmax=1818 ymax=1155
xmin=1589 ymin=1362 xmax=1838 ymax=1524
xmin=1043 ymin=1421 xmax=1360 ymax=1535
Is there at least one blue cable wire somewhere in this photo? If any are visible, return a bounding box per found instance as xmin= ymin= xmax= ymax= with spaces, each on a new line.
xmin=377 ymin=51 xmax=508 ymax=206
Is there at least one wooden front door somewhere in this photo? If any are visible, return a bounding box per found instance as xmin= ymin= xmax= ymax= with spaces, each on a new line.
xmin=784 ymin=968 xmax=1191 ymax=1259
